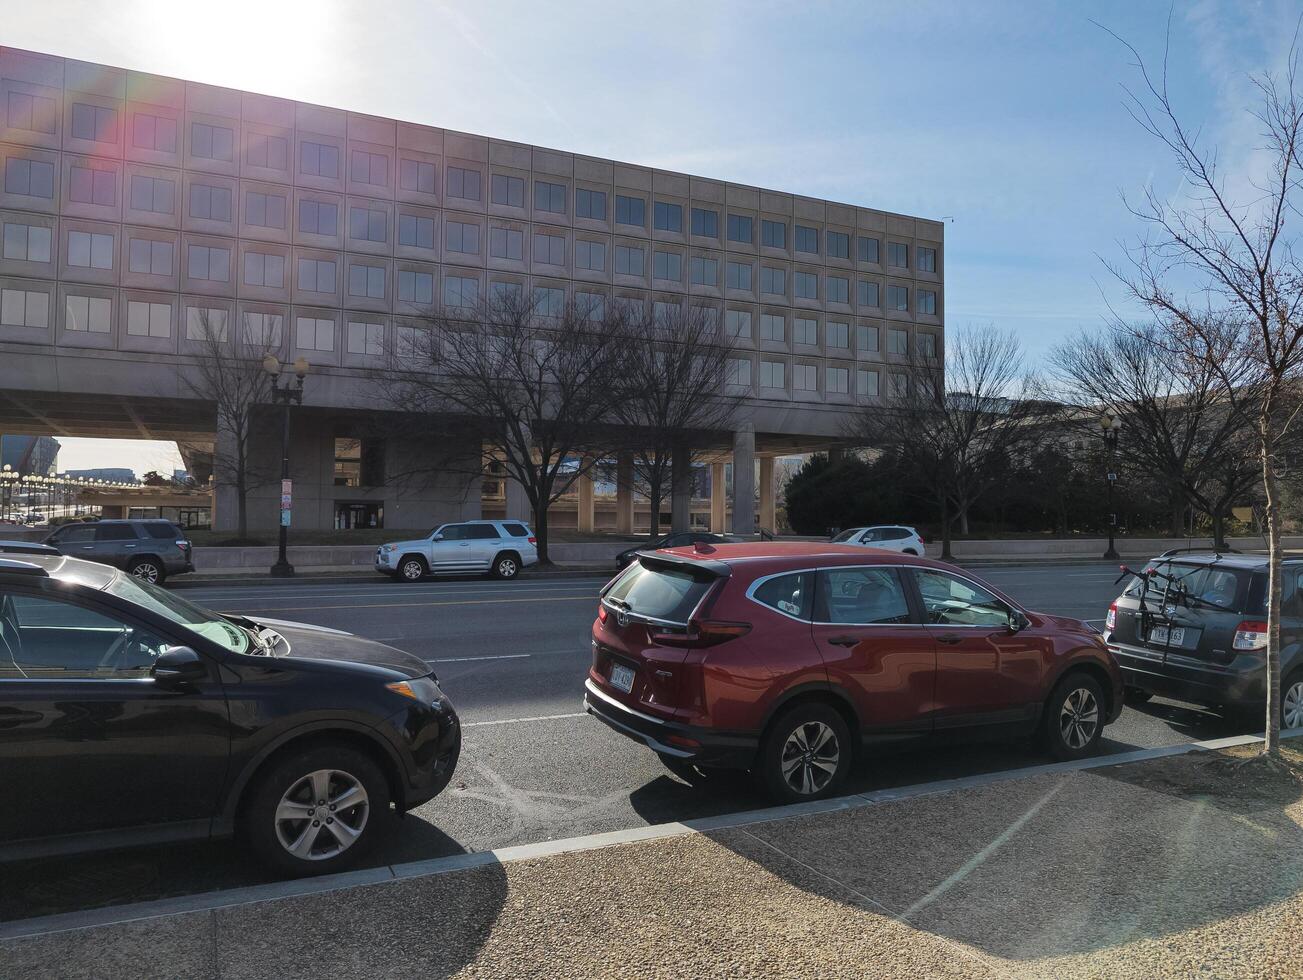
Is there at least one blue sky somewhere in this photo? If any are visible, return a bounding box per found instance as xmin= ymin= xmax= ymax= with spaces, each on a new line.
xmin=2 ymin=0 xmax=1296 ymax=468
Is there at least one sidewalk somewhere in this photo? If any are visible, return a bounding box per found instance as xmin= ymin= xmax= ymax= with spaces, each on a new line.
xmin=4 ymin=736 xmax=1300 ymax=979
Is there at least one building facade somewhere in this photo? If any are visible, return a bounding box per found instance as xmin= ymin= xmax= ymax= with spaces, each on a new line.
xmin=0 ymin=433 xmax=58 ymax=475
xmin=0 ymin=46 xmax=944 ymax=533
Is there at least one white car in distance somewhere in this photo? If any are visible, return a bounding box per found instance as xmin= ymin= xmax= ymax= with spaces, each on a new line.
xmin=831 ymin=525 xmax=926 ymax=555
xmin=376 ymin=519 xmax=539 ymax=581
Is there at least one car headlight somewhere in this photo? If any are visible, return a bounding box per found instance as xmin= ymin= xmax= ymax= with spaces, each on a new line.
xmin=382 ymin=543 xmax=397 ymax=553
xmin=386 ymin=675 xmax=443 ymax=706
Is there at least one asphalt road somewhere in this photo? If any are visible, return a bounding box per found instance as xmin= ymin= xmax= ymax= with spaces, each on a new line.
xmin=1 ymin=562 xmax=1258 ymax=922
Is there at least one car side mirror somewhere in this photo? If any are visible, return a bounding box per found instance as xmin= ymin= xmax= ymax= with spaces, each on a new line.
xmin=432 ymin=532 xmax=444 ymax=541
xmin=1008 ymin=610 xmax=1031 ymax=633
xmin=152 ymin=646 xmax=206 ymax=686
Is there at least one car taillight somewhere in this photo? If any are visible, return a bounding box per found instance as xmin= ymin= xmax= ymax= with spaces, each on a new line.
xmin=651 ymin=619 xmax=751 ymax=649
xmin=528 ymin=536 xmax=537 ymax=545
xmin=176 ymin=540 xmax=190 ymax=550
xmin=1105 ymin=603 xmax=1117 ymax=631
xmin=918 ymin=534 xmax=926 ymax=544
xmin=1233 ymin=621 xmax=1269 ymax=651
xmin=597 ymin=604 xmax=608 ymax=624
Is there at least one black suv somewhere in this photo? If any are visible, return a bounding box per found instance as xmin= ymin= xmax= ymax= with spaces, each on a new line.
xmin=1103 ymin=551 xmax=1303 ymax=729
xmin=0 ymin=554 xmax=460 ymax=875
xmin=44 ymin=518 xmax=194 ymax=584
xmin=614 ymin=532 xmax=745 ymax=569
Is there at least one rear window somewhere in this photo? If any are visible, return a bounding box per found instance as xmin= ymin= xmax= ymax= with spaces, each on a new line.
xmin=466 ymin=525 xmax=499 ymax=539
xmin=503 ymin=523 xmax=530 ymax=538
xmin=1126 ymin=561 xmax=1248 ymax=611
xmin=143 ymin=523 xmax=182 ymax=540
xmin=605 ymin=562 xmax=715 ymax=624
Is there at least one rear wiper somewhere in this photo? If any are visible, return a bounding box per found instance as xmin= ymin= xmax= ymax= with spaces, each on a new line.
xmin=1184 ymin=594 xmax=1237 ymax=613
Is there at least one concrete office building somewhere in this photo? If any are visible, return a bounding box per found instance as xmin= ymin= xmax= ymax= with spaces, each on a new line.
xmin=0 ymin=46 xmax=944 ymax=533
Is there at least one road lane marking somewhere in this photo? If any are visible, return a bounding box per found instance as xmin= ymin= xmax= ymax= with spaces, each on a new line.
xmin=429 ymin=654 xmax=531 ymax=663
xmin=463 ymin=711 xmax=587 ymax=728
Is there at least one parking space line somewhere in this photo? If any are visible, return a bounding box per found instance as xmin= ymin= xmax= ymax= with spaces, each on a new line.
xmin=463 ymin=712 xmax=587 ymax=728
xmin=429 ymin=654 xmax=531 ymax=663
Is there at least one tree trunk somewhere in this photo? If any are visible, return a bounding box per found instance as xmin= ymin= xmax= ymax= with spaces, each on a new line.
xmin=236 ymin=468 xmax=248 ymax=541
xmin=1169 ymin=493 xmax=1185 ymax=537
xmin=1210 ymin=509 xmax=1227 ymax=552
xmin=957 ymin=504 xmax=970 ymax=536
xmin=647 ymin=477 xmax=662 ymax=538
xmin=533 ymin=498 xmax=551 ymax=565
xmin=1262 ymin=419 xmax=1282 ymax=757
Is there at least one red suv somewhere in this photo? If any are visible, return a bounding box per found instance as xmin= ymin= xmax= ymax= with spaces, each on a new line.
xmin=585 ymin=543 xmax=1123 ymax=802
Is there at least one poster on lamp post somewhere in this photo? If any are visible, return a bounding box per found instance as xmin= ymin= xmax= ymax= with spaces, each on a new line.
xmin=280 ymin=479 xmax=292 ymax=527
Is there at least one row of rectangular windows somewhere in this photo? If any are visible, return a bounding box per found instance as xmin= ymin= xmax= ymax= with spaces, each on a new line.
xmin=3 ymin=155 xmax=937 ymax=275
xmin=0 ymin=283 xmax=936 ymax=358
xmin=724 ymin=359 xmax=909 ymax=398
xmin=2 ymin=221 xmax=939 ymax=314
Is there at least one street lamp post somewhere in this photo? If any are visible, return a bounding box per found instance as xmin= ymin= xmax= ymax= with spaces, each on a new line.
xmin=1101 ymin=412 xmax=1123 ymax=561
xmin=264 ymin=355 xmax=310 ymax=577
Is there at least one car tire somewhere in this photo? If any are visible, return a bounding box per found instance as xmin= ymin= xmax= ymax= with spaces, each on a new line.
xmin=242 ymin=743 xmax=391 ymax=876
xmin=1282 ymin=670 xmax=1303 ymax=731
xmin=398 ymin=555 xmax=427 ymax=582
xmin=759 ymin=702 xmax=852 ymax=803
xmin=1123 ymin=686 xmax=1153 ymax=706
xmin=128 ymin=557 xmax=166 ymax=586
xmin=491 ymin=552 xmax=520 ymax=580
xmin=1042 ymin=672 xmax=1106 ymax=761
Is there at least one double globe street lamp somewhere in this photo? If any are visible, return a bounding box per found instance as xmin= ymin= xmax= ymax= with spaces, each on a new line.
xmin=1101 ymin=411 xmax=1123 ymax=561
xmin=264 ymin=355 xmax=310 ymax=577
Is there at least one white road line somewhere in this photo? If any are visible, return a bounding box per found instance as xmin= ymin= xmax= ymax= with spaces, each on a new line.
xmin=428 ymin=653 xmax=532 ymax=663
xmin=463 ymin=711 xmax=587 ymax=728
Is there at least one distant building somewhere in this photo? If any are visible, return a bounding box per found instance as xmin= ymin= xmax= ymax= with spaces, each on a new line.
xmin=65 ymin=467 xmax=136 ymax=483
xmin=1 ymin=435 xmax=59 ymax=475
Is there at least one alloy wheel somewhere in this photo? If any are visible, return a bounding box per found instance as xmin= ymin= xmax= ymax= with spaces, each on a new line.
xmin=401 ymin=560 xmax=423 ymax=581
xmin=274 ymin=769 xmax=370 ymax=862
xmin=1059 ymin=687 xmax=1100 ymax=750
xmin=1284 ymin=680 xmax=1303 ymax=730
xmin=132 ymin=562 xmax=161 ymax=584
xmin=498 ymin=558 xmax=518 ymax=578
xmin=779 ymin=721 xmax=840 ymax=796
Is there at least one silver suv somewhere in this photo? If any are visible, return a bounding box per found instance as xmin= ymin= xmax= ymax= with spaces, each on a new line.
xmin=375 ymin=520 xmax=539 ymax=581
xmin=44 ymin=519 xmax=195 ymax=584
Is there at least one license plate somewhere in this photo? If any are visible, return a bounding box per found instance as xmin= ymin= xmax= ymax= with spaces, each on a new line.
xmin=1150 ymin=626 xmax=1185 ymax=646
xmin=610 ymin=663 xmax=635 ymax=693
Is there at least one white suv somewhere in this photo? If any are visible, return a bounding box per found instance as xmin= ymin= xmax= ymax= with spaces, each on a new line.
xmin=376 ymin=520 xmax=539 ymax=581
xmin=831 ymin=525 xmax=926 ymax=555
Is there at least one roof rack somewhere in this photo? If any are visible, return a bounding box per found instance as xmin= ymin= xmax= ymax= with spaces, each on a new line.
xmin=1155 ymin=547 xmax=1241 ymax=559
xmin=0 ymin=558 xmax=50 ymax=576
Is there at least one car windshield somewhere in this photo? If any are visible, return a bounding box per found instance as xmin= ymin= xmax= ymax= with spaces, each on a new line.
xmin=104 ymin=574 xmax=251 ymax=654
xmin=832 ymin=529 xmax=861 ymax=543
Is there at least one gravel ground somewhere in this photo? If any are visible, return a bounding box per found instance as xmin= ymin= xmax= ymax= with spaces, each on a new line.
xmin=5 ymin=743 xmax=1302 ymax=979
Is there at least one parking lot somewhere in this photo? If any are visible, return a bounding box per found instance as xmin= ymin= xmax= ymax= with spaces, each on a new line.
xmin=0 ymin=561 xmax=1259 ymax=923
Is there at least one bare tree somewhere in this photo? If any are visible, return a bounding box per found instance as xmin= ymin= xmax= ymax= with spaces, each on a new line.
xmin=1050 ymin=323 xmax=1259 ymax=547
xmin=847 ymin=325 xmax=1044 ymax=559
xmin=375 ymin=292 xmax=632 ymax=563
xmin=1106 ymin=25 xmax=1303 ymax=755
xmin=611 ymin=306 xmax=742 ymax=536
xmin=180 ymin=312 xmax=274 ymax=540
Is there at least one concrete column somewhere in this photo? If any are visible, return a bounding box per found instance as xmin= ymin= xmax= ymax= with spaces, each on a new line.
xmin=576 ymin=470 xmax=595 ymax=533
xmin=732 ymin=424 xmax=755 ymax=535
xmin=759 ymin=456 xmax=775 ymax=533
xmin=615 ymin=452 xmax=635 ymax=533
xmin=212 ymin=414 xmax=239 ymax=532
xmin=709 ymin=461 xmax=726 ymax=532
xmin=670 ymin=442 xmax=691 ymax=532
xmin=505 ymin=477 xmax=532 ymax=522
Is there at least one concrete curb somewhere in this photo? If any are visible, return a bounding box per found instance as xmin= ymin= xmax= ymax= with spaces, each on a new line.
xmin=4 ymin=727 xmax=1298 ymax=942
xmin=170 ymin=567 xmax=612 ymax=588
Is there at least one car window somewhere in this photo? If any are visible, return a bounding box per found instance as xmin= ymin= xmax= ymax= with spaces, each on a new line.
xmin=605 ymin=563 xmax=714 ymax=624
xmin=663 ymin=534 xmax=692 ymax=548
xmin=886 ymin=528 xmax=910 ymax=541
xmin=914 ymin=569 xmax=1010 ymax=628
xmin=52 ymin=525 xmax=96 ymax=544
xmin=437 ymin=524 xmax=469 ymax=541
xmin=95 ymin=524 xmax=137 ymax=542
xmin=831 ymin=529 xmax=860 ymax=543
xmin=144 ymin=523 xmax=181 ymax=540
xmin=752 ymin=572 xmax=813 ymax=620
xmin=0 ymin=593 xmax=171 ymax=678
xmin=466 ymin=525 xmax=499 ymax=539
xmin=863 ymin=529 xmax=885 ymax=542
xmin=818 ymin=567 xmax=912 ymax=625
xmin=503 ymin=523 xmax=530 ymax=538
xmin=104 ymin=575 xmax=250 ymax=654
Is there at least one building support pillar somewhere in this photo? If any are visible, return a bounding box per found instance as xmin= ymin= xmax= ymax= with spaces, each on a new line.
xmin=709 ymin=461 xmax=727 ymax=532
xmin=576 ymin=470 xmax=595 ymax=533
xmin=759 ymin=456 xmax=776 ymax=534
xmin=505 ymin=476 xmax=532 ymax=522
xmin=615 ymin=452 xmax=635 ymax=534
xmin=732 ymin=424 xmax=755 ymax=535
xmin=212 ymin=415 xmax=239 ymax=532
xmin=670 ymin=442 xmax=691 ymax=533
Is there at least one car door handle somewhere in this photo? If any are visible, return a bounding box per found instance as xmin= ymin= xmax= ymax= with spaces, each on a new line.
xmin=936 ymin=634 xmax=964 ymax=645
xmin=826 ymin=635 xmax=860 ymax=647
xmin=124 ymin=544 xmax=136 ymax=549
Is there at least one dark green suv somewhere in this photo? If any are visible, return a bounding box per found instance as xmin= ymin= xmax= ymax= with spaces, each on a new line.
xmin=1102 ymin=551 xmax=1303 ymax=729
